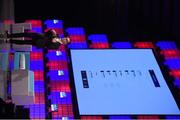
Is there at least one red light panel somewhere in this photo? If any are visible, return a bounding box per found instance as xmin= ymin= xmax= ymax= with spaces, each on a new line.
xmin=170 ymin=70 xmax=180 ymax=79
xmin=46 ymin=61 xmax=68 ymax=70
xmin=70 ymin=35 xmax=86 ymax=42
xmin=25 ymin=20 xmax=42 ymax=27
xmin=52 ymin=104 xmax=73 ymax=117
xmin=50 ymin=81 xmax=71 ymax=92
xmin=34 ymin=71 xmax=44 ymax=81
xmin=34 ymin=92 xmax=45 ymax=104
xmin=30 ymin=52 xmax=43 ymax=60
xmin=134 ymin=42 xmax=155 ymax=48
xmin=81 ymin=116 xmax=103 ymax=120
xmin=137 ymin=116 xmax=160 ymax=119
xmin=90 ymin=43 xmax=109 ymax=49
xmin=160 ymin=50 xmax=180 ymax=59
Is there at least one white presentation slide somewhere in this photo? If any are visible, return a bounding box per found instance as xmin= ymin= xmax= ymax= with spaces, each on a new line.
xmin=70 ymin=49 xmax=180 ymax=115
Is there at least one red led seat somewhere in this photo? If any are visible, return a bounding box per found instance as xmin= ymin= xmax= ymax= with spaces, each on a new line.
xmin=25 ymin=20 xmax=42 ymax=27
xmin=170 ymin=70 xmax=180 ymax=79
xmin=134 ymin=42 xmax=155 ymax=48
xmin=52 ymin=104 xmax=73 ymax=117
xmin=34 ymin=92 xmax=45 ymax=104
xmin=50 ymin=81 xmax=71 ymax=92
xmin=30 ymin=52 xmax=43 ymax=60
xmin=70 ymin=35 xmax=86 ymax=42
xmin=137 ymin=116 xmax=160 ymax=119
xmin=46 ymin=60 xmax=68 ymax=70
xmin=160 ymin=50 xmax=180 ymax=59
xmin=34 ymin=71 xmax=44 ymax=81
xmin=90 ymin=42 xmax=109 ymax=49
xmin=81 ymin=116 xmax=103 ymax=120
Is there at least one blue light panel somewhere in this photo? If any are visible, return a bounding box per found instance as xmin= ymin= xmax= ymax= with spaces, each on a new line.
xmin=88 ymin=34 xmax=108 ymax=42
xmin=46 ymin=51 xmax=67 ymax=61
xmin=68 ymin=43 xmax=88 ymax=49
xmin=44 ymin=20 xmax=63 ymax=28
xmin=30 ymin=61 xmax=44 ymax=70
xmin=173 ymin=80 xmax=180 ymax=88
xmin=49 ymin=92 xmax=72 ymax=104
xmin=164 ymin=59 xmax=180 ymax=69
xmin=156 ymin=41 xmax=177 ymax=50
xmin=34 ymin=81 xmax=45 ymax=92
xmin=29 ymin=104 xmax=45 ymax=118
xmin=166 ymin=116 xmax=180 ymax=119
xmin=47 ymin=70 xmax=69 ymax=80
xmin=109 ymin=116 xmax=132 ymax=119
xmin=32 ymin=46 xmax=43 ymax=52
xmin=32 ymin=27 xmax=42 ymax=33
xmin=66 ymin=28 xmax=85 ymax=35
xmin=111 ymin=42 xmax=132 ymax=48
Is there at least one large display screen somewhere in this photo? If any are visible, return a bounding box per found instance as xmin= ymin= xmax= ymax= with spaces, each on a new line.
xmin=70 ymin=49 xmax=180 ymax=115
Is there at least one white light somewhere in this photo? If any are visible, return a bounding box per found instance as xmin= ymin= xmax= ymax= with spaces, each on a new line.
xmin=60 ymin=92 xmax=66 ymax=98
xmin=51 ymin=104 xmax=58 ymax=111
xmin=56 ymin=51 xmax=62 ymax=56
xmin=58 ymin=70 xmax=64 ymax=76
xmin=62 ymin=117 xmax=68 ymax=120
xmin=53 ymin=20 xmax=59 ymax=24
xmin=19 ymin=53 xmax=26 ymax=70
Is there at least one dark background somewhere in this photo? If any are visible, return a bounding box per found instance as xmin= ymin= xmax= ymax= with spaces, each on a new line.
xmin=14 ymin=0 xmax=180 ymax=45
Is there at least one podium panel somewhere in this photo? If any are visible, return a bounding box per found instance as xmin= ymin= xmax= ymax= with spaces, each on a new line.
xmin=11 ymin=70 xmax=34 ymax=105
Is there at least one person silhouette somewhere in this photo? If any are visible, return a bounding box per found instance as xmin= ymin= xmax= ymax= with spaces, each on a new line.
xmin=0 ymin=29 xmax=70 ymax=49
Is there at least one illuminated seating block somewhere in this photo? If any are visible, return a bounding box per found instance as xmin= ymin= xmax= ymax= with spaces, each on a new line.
xmin=69 ymin=35 xmax=86 ymax=42
xmin=156 ymin=41 xmax=177 ymax=50
xmin=11 ymin=23 xmax=32 ymax=51
xmin=47 ymin=70 xmax=69 ymax=80
xmin=68 ymin=43 xmax=88 ymax=49
xmin=81 ymin=116 xmax=103 ymax=120
xmin=0 ymin=70 xmax=7 ymax=100
xmin=89 ymin=42 xmax=109 ymax=48
xmin=88 ymin=34 xmax=108 ymax=43
xmin=164 ymin=59 xmax=180 ymax=69
xmin=45 ymin=51 xmax=67 ymax=61
xmin=173 ymin=80 xmax=180 ymax=88
xmin=25 ymin=20 xmax=42 ymax=27
xmin=31 ymin=27 xmax=42 ymax=33
xmin=134 ymin=42 xmax=155 ymax=48
xmin=111 ymin=42 xmax=132 ymax=48
xmin=11 ymin=70 xmax=34 ymax=105
xmin=66 ymin=27 xmax=85 ymax=35
xmin=30 ymin=61 xmax=44 ymax=70
xmin=109 ymin=116 xmax=131 ymax=119
xmin=44 ymin=20 xmax=63 ymax=28
xmin=160 ymin=50 xmax=180 ymax=59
